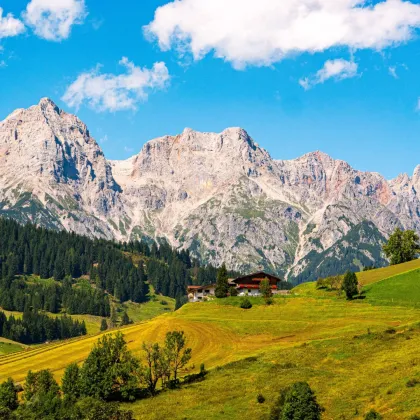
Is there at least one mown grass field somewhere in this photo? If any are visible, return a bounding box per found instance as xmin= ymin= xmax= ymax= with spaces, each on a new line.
xmin=1 ymin=261 xmax=420 ymax=419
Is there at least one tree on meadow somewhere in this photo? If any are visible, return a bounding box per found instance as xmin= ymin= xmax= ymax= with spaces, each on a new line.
xmin=100 ymin=319 xmax=108 ymax=331
xmin=270 ymin=382 xmax=322 ymax=420
xmin=259 ymin=277 xmax=273 ymax=303
xmin=215 ymin=263 xmax=229 ymax=298
xmin=80 ymin=332 xmax=139 ymax=401
xmin=342 ymin=271 xmax=359 ymax=300
xmin=383 ymin=228 xmax=420 ymax=265
xmin=164 ymin=330 xmax=192 ymax=381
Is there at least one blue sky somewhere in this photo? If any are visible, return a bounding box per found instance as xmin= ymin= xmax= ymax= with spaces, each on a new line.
xmin=1 ymin=0 xmax=420 ymax=179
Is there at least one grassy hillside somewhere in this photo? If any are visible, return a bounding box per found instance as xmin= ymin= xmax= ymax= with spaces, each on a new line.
xmin=1 ymin=288 xmax=420 ymax=418
xmin=2 ymin=261 xmax=420 ymax=419
xmin=364 ymin=268 xmax=420 ymax=308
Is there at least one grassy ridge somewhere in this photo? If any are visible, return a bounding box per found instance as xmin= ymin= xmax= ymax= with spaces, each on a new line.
xmin=357 ymin=259 xmax=420 ymax=286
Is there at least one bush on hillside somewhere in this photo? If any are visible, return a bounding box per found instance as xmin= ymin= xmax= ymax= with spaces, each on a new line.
xmin=364 ymin=409 xmax=382 ymax=420
xmin=240 ymin=298 xmax=252 ymax=309
xmin=257 ymin=393 xmax=265 ymax=404
xmin=270 ymin=382 xmax=322 ymax=420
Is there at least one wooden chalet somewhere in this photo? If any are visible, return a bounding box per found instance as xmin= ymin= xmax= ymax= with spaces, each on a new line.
xmin=231 ymin=271 xmax=282 ymax=296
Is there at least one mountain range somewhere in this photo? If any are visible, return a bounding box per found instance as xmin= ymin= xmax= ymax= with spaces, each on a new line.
xmin=1 ymin=98 xmax=419 ymax=282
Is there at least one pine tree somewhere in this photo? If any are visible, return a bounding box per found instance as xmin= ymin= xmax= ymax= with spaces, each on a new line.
xmin=342 ymin=271 xmax=359 ymax=300
xmin=100 ymin=319 xmax=108 ymax=331
xmin=215 ymin=263 xmax=229 ymax=298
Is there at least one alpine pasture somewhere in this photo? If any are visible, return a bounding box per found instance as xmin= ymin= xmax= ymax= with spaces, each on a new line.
xmin=1 ymin=262 xmax=420 ymax=418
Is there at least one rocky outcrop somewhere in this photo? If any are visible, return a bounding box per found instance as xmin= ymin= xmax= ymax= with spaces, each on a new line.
xmin=1 ymin=99 xmax=420 ymax=281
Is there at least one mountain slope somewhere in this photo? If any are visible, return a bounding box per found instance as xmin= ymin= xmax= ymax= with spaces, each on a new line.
xmin=1 ymin=98 xmax=420 ymax=282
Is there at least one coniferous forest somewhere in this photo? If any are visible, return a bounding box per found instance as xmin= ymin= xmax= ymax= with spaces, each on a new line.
xmin=0 ymin=218 xmax=232 ymax=320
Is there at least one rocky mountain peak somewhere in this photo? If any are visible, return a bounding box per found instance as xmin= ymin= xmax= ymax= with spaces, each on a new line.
xmin=1 ymin=99 xmax=420 ymax=281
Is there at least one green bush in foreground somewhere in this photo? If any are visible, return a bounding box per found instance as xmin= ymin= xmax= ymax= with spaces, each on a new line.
xmin=240 ymin=298 xmax=252 ymax=309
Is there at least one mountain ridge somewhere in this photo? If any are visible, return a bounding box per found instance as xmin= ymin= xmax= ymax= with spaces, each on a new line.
xmin=1 ymin=98 xmax=419 ymax=282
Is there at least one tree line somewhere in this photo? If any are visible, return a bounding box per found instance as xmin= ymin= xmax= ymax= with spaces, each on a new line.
xmin=0 ymin=309 xmax=86 ymax=344
xmin=0 ymin=218 xmax=234 ymax=317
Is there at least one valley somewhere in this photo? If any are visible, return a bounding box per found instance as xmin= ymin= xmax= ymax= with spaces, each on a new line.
xmin=1 ymin=260 xmax=420 ymax=418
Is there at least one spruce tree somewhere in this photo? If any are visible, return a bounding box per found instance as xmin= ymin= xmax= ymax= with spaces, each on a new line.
xmin=100 ymin=319 xmax=108 ymax=331
xmin=215 ymin=263 xmax=229 ymax=298
xmin=342 ymin=271 xmax=359 ymax=300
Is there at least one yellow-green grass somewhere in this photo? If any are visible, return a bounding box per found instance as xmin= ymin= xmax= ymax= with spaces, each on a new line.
xmin=121 ymin=290 xmax=175 ymax=324
xmin=0 ymin=337 xmax=24 ymax=355
xmin=357 ymin=259 xmax=420 ymax=286
xmin=0 ymin=296 xmax=419 ymax=382
xmin=364 ymin=268 xmax=420 ymax=308
xmin=293 ymin=259 xmax=420 ymax=298
xmin=123 ymin=324 xmax=420 ymax=420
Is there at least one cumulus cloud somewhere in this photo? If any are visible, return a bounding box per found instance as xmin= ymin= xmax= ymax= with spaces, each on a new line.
xmin=145 ymin=0 xmax=420 ymax=68
xmin=299 ymin=59 xmax=358 ymax=90
xmin=23 ymin=0 xmax=87 ymax=41
xmin=62 ymin=57 xmax=170 ymax=112
xmin=0 ymin=8 xmax=25 ymax=39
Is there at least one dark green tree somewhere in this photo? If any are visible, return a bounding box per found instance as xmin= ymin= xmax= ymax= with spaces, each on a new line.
xmin=80 ymin=332 xmax=139 ymax=401
xmin=121 ymin=312 xmax=130 ymax=326
xmin=0 ymin=378 xmax=18 ymax=411
xmin=61 ymin=363 xmax=82 ymax=400
xmin=280 ymin=382 xmax=322 ymax=420
xmin=100 ymin=319 xmax=108 ymax=331
xmin=215 ymin=263 xmax=229 ymax=298
xmin=383 ymin=228 xmax=420 ymax=265
xmin=259 ymin=277 xmax=273 ymax=303
xmin=228 ymin=286 xmax=238 ymax=297
xmin=23 ymin=370 xmax=60 ymax=402
xmin=342 ymin=271 xmax=359 ymax=300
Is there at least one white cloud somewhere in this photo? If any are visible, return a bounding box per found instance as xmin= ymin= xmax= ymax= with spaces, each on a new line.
xmin=299 ymin=59 xmax=358 ymax=90
xmin=416 ymin=98 xmax=420 ymax=112
xmin=0 ymin=8 xmax=25 ymax=39
xmin=62 ymin=57 xmax=170 ymax=112
xmin=145 ymin=0 xmax=420 ymax=68
xmin=23 ymin=0 xmax=87 ymax=41
xmin=99 ymin=135 xmax=108 ymax=144
xmin=388 ymin=66 xmax=398 ymax=79
xmin=124 ymin=146 xmax=134 ymax=153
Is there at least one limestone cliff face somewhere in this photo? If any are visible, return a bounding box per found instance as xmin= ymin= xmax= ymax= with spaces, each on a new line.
xmin=0 ymin=98 xmax=126 ymax=239
xmin=1 ymin=99 xmax=419 ymax=281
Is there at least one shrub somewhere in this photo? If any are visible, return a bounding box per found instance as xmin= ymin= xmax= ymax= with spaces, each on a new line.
xmin=364 ymin=409 xmax=382 ymax=419
xmin=406 ymin=379 xmax=420 ymax=388
xmin=160 ymin=300 xmax=168 ymax=305
xmin=240 ymin=298 xmax=252 ymax=309
xmin=257 ymin=393 xmax=265 ymax=404
xmin=270 ymin=382 xmax=322 ymax=420
xmin=228 ymin=286 xmax=238 ymax=297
